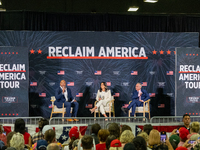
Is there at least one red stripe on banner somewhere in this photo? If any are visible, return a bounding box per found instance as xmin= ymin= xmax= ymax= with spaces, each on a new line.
xmin=79 ymin=126 xmax=88 ymax=135
xmin=3 ymin=126 xmax=12 ymax=135
xmin=179 ymin=71 xmax=200 ymax=73
xmin=47 ymin=56 xmax=148 ymax=59
xmin=0 ymin=70 xmax=26 ymax=72
xmin=137 ymin=125 xmax=181 ymax=132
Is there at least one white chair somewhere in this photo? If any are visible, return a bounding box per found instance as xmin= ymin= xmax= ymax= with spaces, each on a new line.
xmin=128 ymin=99 xmax=151 ymax=119
xmin=94 ymin=96 xmax=115 ymax=120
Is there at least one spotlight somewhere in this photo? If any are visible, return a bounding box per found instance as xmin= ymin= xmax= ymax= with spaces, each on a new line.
xmin=128 ymin=6 xmax=139 ymax=12
xmin=144 ymin=0 xmax=158 ymax=3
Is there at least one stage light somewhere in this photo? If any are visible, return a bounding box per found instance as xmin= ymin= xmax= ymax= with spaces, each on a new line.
xmin=0 ymin=0 xmax=2 ymax=5
xmin=144 ymin=0 xmax=158 ymax=3
xmin=0 ymin=8 xmax=6 ymax=11
xmin=128 ymin=6 xmax=139 ymax=12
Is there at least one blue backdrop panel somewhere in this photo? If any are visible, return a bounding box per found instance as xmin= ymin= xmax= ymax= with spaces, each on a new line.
xmin=0 ymin=31 xmax=198 ymax=118
xmin=0 ymin=47 xmax=29 ymax=117
xmin=176 ymin=48 xmax=200 ymax=116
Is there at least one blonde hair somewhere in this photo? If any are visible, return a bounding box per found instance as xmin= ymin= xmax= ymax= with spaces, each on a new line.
xmin=10 ymin=132 xmax=24 ymax=150
xmin=109 ymin=147 xmax=123 ymax=150
xmin=137 ymin=131 xmax=149 ymax=143
xmin=190 ymin=122 xmax=200 ymax=133
xmin=120 ymin=130 xmax=134 ymax=143
xmin=148 ymin=129 xmax=160 ymax=146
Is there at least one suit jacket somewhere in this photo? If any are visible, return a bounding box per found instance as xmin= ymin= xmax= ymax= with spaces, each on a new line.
xmin=131 ymin=89 xmax=150 ymax=102
xmin=55 ymin=87 xmax=74 ymax=108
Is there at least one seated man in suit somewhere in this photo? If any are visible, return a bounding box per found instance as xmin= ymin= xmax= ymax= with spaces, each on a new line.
xmin=121 ymin=82 xmax=150 ymax=116
xmin=55 ymin=80 xmax=79 ymax=121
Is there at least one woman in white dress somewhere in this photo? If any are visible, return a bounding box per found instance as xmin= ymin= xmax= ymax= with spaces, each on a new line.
xmin=90 ymin=82 xmax=112 ymax=119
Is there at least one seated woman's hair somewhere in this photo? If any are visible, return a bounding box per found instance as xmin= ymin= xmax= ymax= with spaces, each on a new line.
xmin=10 ymin=132 xmax=24 ymax=150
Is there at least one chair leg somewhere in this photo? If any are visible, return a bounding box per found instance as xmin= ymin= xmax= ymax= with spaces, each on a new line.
xmin=50 ymin=112 xmax=53 ymax=119
xmin=94 ymin=111 xmax=96 ymax=120
xmin=62 ymin=112 xmax=64 ymax=122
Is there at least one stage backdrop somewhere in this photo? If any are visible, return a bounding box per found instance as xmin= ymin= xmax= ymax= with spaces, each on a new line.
xmin=176 ymin=48 xmax=200 ymax=116
xmin=0 ymin=47 xmax=29 ymax=117
xmin=0 ymin=31 xmax=198 ymax=118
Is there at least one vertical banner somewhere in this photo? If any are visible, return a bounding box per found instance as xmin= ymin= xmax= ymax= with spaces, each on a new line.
xmin=176 ymin=47 xmax=200 ymax=116
xmin=0 ymin=47 xmax=29 ymax=117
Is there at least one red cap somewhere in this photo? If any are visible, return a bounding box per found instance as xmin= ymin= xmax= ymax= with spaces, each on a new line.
xmin=179 ymin=127 xmax=189 ymax=140
xmin=176 ymin=146 xmax=188 ymax=150
xmin=69 ymin=126 xmax=79 ymax=139
xmin=110 ymin=139 xmax=122 ymax=147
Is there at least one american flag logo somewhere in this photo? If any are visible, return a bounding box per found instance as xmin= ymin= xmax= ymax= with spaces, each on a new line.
xmin=94 ymin=71 xmax=101 ymax=75
xmin=49 ymin=104 xmax=53 ymax=108
xmin=85 ymin=104 xmax=93 ymax=108
xmin=131 ymin=71 xmax=138 ymax=75
xmin=39 ymin=93 xmax=46 ymax=97
xmin=106 ymin=82 xmax=111 ymax=86
xmin=76 ymin=93 xmax=83 ymax=97
xmin=30 ymin=82 xmax=37 ymax=86
xmin=158 ymin=104 xmax=165 ymax=108
xmin=142 ymin=82 xmax=147 ymax=86
xmin=166 ymin=71 xmax=173 ymax=75
xmin=149 ymin=93 xmax=155 ymax=97
xmin=67 ymin=82 xmax=74 ymax=86
xmin=113 ymin=93 xmax=120 ymax=97
xmin=57 ymin=71 xmax=65 ymax=75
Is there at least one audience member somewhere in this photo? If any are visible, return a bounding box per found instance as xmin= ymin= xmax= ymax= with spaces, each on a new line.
xmin=1 ymin=131 xmax=16 ymax=150
xmin=132 ymin=136 xmax=147 ymax=150
xmin=14 ymin=118 xmax=32 ymax=146
xmin=137 ymin=131 xmax=149 ymax=143
xmin=66 ymin=126 xmax=80 ymax=150
xmin=123 ymin=143 xmax=136 ymax=150
xmin=178 ymin=127 xmax=189 ymax=147
xmin=90 ymin=123 xmax=101 ymax=145
xmin=187 ymin=122 xmax=199 ymax=139
xmin=96 ymin=129 xmax=109 ymax=150
xmin=169 ymin=134 xmax=180 ymax=150
xmin=182 ymin=114 xmax=191 ymax=132
xmin=119 ymin=130 xmax=134 ymax=148
xmin=108 ymin=123 xmax=120 ymax=139
xmin=143 ymin=124 xmax=153 ymax=135
xmin=109 ymin=139 xmax=122 ymax=150
xmin=105 ymin=135 xmax=117 ymax=150
xmin=0 ymin=125 xmax=7 ymax=145
xmin=72 ymin=139 xmax=79 ymax=150
xmin=10 ymin=132 xmax=26 ymax=150
xmin=81 ymin=135 xmax=93 ymax=150
xmin=47 ymin=143 xmax=60 ymax=150
xmin=120 ymin=125 xmax=132 ymax=134
xmin=32 ymin=118 xmax=49 ymax=144
xmin=36 ymin=139 xmax=48 ymax=150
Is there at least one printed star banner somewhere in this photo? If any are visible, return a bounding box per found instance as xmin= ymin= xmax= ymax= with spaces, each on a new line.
xmin=0 ymin=31 xmax=198 ymax=118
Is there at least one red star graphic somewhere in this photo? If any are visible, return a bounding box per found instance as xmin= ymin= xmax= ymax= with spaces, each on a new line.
xmin=159 ymin=50 xmax=164 ymax=55
xmin=1 ymin=52 xmax=3 ymax=54
xmin=186 ymin=54 xmax=188 ymax=56
xmin=152 ymin=50 xmax=157 ymax=55
xmin=37 ymin=49 xmax=42 ymax=54
xmin=166 ymin=50 xmax=171 ymax=55
xmin=12 ymin=52 xmax=14 ymax=54
xmin=9 ymin=52 xmax=10 ymax=54
xmin=197 ymin=54 xmax=199 ymax=56
xmin=16 ymin=52 xmax=18 ymax=54
xmin=30 ymin=49 xmax=35 ymax=54
xmin=5 ymin=52 xmax=7 ymax=54
xmin=174 ymin=51 xmax=176 ymax=55
xmin=193 ymin=54 xmax=195 ymax=56
xmin=190 ymin=54 xmax=191 ymax=56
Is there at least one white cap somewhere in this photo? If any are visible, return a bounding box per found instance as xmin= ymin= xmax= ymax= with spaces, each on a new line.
xmin=42 ymin=125 xmax=53 ymax=135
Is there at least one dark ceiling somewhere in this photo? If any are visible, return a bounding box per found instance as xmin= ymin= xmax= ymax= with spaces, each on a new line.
xmin=2 ymin=0 xmax=200 ymax=15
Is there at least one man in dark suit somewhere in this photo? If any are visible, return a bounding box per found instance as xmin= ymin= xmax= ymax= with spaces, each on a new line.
xmin=121 ymin=83 xmax=150 ymax=116
xmin=55 ymin=80 xmax=79 ymax=121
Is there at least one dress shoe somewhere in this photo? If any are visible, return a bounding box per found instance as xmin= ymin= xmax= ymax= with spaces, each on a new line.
xmin=73 ymin=119 xmax=79 ymax=121
xmin=121 ymin=107 xmax=129 ymax=114
xmin=66 ymin=119 xmax=73 ymax=122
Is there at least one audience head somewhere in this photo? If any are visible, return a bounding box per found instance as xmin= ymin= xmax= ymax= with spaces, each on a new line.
xmin=109 ymin=139 xmax=123 ymax=150
xmin=120 ymin=130 xmax=134 ymax=144
xmin=148 ymin=129 xmax=160 ymax=146
xmin=81 ymin=135 xmax=93 ymax=150
xmin=179 ymin=127 xmax=189 ymax=142
xmin=14 ymin=118 xmax=26 ymax=134
xmin=137 ymin=131 xmax=149 ymax=143
xmin=190 ymin=122 xmax=199 ymax=133
xmin=120 ymin=125 xmax=132 ymax=134
xmin=7 ymin=131 xmax=16 ymax=147
xmin=190 ymin=133 xmax=200 ymax=141
xmin=143 ymin=124 xmax=153 ymax=135
xmin=108 ymin=123 xmax=120 ymax=139
xmin=10 ymin=132 xmax=24 ymax=150
xmin=42 ymin=125 xmax=53 ymax=136
xmin=39 ymin=118 xmax=49 ymax=131
xmin=132 ymin=136 xmax=147 ymax=150
xmin=69 ymin=126 xmax=80 ymax=150
xmin=44 ymin=129 xmax=56 ymax=144
xmin=0 ymin=125 xmax=3 ymax=134
xmin=182 ymin=114 xmax=191 ymax=127
xmin=98 ymin=129 xmax=110 ymax=142
xmin=106 ymin=135 xmax=117 ymax=150
xmin=91 ymin=123 xmax=101 ymax=135
xmin=123 ymin=143 xmax=136 ymax=150
xmin=47 ymin=143 xmax=60 ymax=150
xmin=36 ymin=139 xmax=48 ymax=150
xmin=72 ymin=139 xmax=79 ymax=149
xmin=169 ymin=134 xmax=180 ymax=149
